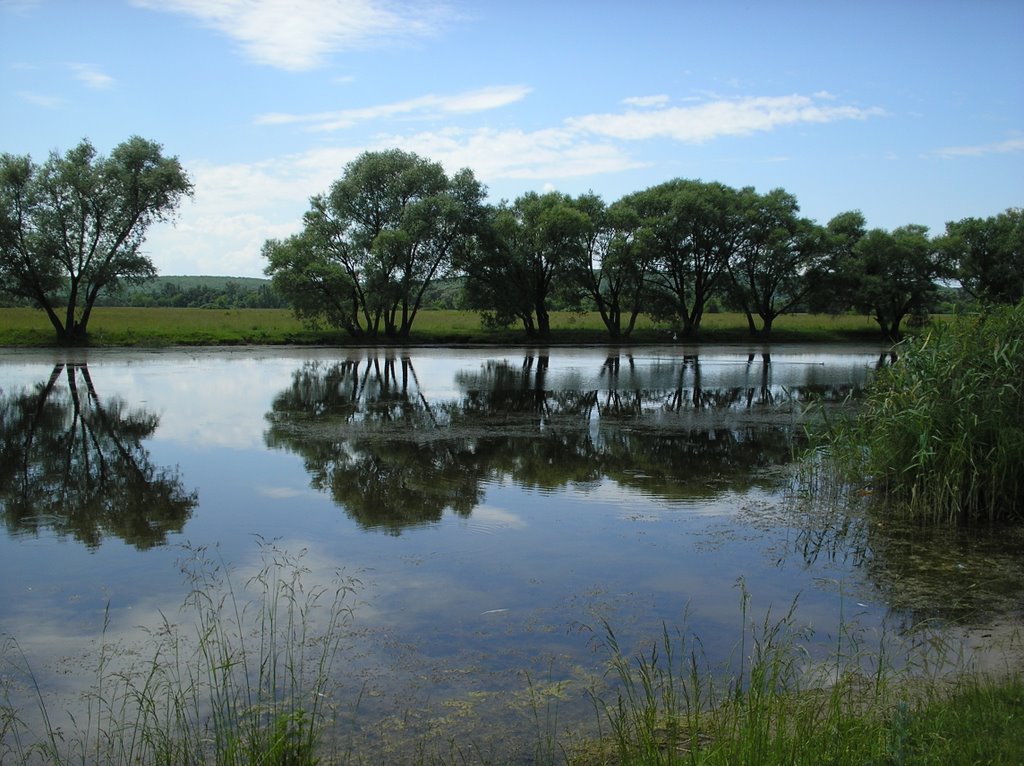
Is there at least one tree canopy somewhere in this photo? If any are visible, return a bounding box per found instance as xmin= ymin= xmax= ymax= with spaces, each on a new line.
xmin=0 ymin=137 xmax=192 ymax=344
xmin=264 ymin=149 xmax=486 ymax=339
xmin=848 ymin=224 xmax=946 ymax=341
xmin=940 ymin=208 xmax=1023 ymax=305
xmin=460 ymin=191 xmax=590 ymax=338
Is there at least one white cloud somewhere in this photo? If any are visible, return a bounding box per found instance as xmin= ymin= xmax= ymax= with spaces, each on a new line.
xmin=142 ymin=124 xmax=646 ymax=276
xmin=18 ymin=91 xmax=62 ymax=109
xmin=932 ymin=134 xmax=1024 ymax=159
xmin=256 ymin=84 xmax=531 ymax=131
xmin=568 ymin=94 xmax=884 ymax=143
xmin=143 ymin=147 xmax=361 ymax=276
xmin=143 ymin=90 xmax=883 ymax=276
xmin=378 ymin=126 xmax=647 ymax=181
xmin=69 ymin=63 xmax=115 ymax=89
xmin=130 ymin=0 xmax=451 ymax=71
xmin=622 ymin=94 xmax=670 ymax=108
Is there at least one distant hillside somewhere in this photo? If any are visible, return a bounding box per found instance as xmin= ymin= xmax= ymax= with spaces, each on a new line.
xmin=94 ymin=275 xmax=286 ymax=309
xmin=135 ymin=275 xmax=272 ymax=293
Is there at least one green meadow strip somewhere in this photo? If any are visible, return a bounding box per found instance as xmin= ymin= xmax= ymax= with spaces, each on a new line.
xmin=0 ymin=307 xmax=885 ymax=347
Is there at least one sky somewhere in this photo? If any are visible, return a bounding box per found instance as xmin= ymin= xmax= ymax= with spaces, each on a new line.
xmin=2 ymin=0 xmax=1022 ymax=278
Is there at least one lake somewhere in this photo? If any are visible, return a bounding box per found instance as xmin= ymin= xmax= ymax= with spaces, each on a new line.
xmin=2 ymin=345 xmax=1020 ymax=760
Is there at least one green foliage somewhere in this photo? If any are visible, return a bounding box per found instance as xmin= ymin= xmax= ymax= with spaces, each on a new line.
xmin=264 ymin=149 xmax=486 ymax=339
xmin=461 ymin=190 xmax=591 ymax=338
xmin=725 ymin=187 xmax=825 ymax=337
xmin=566 ymin=193 xmax=655 ymax=340
xmin=119 ymin=276 xmax=286 ymax=309
xmin=0 ymin=137 xmax=192 ymax=345
xmin=824 ymin=303 xmax=1024 ymax=524
xmin=941 ymin=208 xmax=1024 ymax=305
xmin=628 ymin=179 xmax=742 ymax=338
xmin=846 ymin=224 xmax=946 ymax=341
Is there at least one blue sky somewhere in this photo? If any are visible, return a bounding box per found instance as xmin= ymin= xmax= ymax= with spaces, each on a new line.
xmin=2 ymin=0 xmax=1022 ymax=278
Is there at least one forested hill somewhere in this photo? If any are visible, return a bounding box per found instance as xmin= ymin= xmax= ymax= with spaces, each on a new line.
xmin=97 ymin=275 xmax=288 ymax=309
xmin=88 ymin=275 xmax=466 ymax=310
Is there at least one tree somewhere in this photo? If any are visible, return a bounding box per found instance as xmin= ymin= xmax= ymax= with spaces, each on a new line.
xmin=0 ymin=137 xmax=192 ymax=345
xmin=461 ymin=191 xmax=589 ymax=338
xmin=940 ymin=208 xmax=1023 ymax=305
xmin=264 ymin=231 xmax=361 ymax=334
xmin=802 ymin=210 xmax=868 ymax=317
xmin=849 ymin=224 xmax=944 ymax=341
xmin=726 ymin=187 xmax=825 ymax=337
xmin=566 ymin=193 xmax=655 ymax=340
xmin=632 ymin=179 xmax=742 ymax=337
xmin=264 ymin=149 xmax=486 ymax=339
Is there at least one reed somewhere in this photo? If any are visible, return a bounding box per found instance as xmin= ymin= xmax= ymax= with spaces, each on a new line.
xmin=1 ymin=540 xmax=357 ymax=766
xmin=821 ymin=302 xmax=1023 ymax=524
xmin=580 ymin=583 xmax=1022 ymax=766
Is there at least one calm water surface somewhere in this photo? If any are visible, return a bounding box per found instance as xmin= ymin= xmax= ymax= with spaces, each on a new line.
xmin=2 ymin=344 xmax=1019 ymax=757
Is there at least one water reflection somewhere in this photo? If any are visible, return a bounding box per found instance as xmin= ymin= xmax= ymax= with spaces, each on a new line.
xmin=265 ymin=353 xmax=862 ymax=533
xmin=788 ymin=494 xmax=1024 ymax=627
xmin=0 ymin=364 xmax=197 ymax=549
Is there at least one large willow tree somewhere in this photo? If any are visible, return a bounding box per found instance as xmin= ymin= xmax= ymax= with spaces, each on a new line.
xmin=0 ymin=137 xmax=192 ymax=345
xmin=264 ymin=149 xmax=486 ymax=339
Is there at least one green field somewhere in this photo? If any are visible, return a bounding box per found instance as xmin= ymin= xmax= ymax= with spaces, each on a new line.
xmin=0 ymin=306 xmax=887 ymax=347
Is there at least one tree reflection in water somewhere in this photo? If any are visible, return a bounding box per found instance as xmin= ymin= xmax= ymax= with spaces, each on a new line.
xmin=0 ymin=364 xmax=197 ymax=549
xmin=265 ymin=353 xmax=858 ymax=534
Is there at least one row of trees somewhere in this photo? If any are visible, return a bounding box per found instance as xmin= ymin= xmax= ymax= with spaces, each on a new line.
xmin=266 ymin=149 xmax=1022 ymax=342
xmin=2 ymin=138 xmax=1019 ymax=344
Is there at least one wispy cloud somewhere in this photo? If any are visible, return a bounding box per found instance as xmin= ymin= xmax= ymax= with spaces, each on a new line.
xmin=622 ymin=94 xmax=670 ymax=108
xmin=932 ymin=134 xmax=1024 ymax=159
xmin=0 ymin=0 xmax=42 ymax=14
xmin=69 ymin=63 xmax=114 ymax=89
xmin=18 ymin=91 xmax=62 ymax=109
xmin=385 ymin=126 xmax=646 ymax=181
xmin=130 ymin=0 xmax=452 ymax=71
xmin=568 ymin=94 xmax=884 ymax=143
xmin=256 ymin=84 xmax=531 ymax=131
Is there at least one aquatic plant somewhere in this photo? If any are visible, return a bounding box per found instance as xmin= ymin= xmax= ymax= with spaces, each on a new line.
xmin=822 ymin=302 xmax=1023 ymax=524
xmin=582 ymin=582 xmax=1022 ymax=766
xmin=1 ymin=540 xmax=357 ymax=766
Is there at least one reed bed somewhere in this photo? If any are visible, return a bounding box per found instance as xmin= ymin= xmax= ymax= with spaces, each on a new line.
xmin=820 ymin=302 xmax=1023 ymax=524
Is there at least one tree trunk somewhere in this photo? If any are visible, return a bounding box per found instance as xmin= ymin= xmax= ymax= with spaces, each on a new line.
xmin=535 ymin=303 xmax=550 ymax=338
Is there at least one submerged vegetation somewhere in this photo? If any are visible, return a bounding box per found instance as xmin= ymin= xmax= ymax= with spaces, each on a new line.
xmin=2 ymin=541 xmax=357 ymax=766
xmin=819 ymin=302 xmax=1024 ymax=524
xmin=2 ymin=548 xmax=1022 ymax=765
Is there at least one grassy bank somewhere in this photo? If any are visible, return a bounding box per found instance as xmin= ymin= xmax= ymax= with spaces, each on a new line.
xmin=0 ymin=307 xmax=886 ymax=347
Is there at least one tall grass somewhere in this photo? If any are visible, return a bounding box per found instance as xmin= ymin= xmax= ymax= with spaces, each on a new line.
xmin=583 ymin=582 xmax=1023 ymax=766
xmin=4 ymin=562 xmax=1021 ymax=765
xmin=1 ymin=540 xmax=357 ymax=766
xmin=820 ymin=302 xmax=1024 ymax=524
